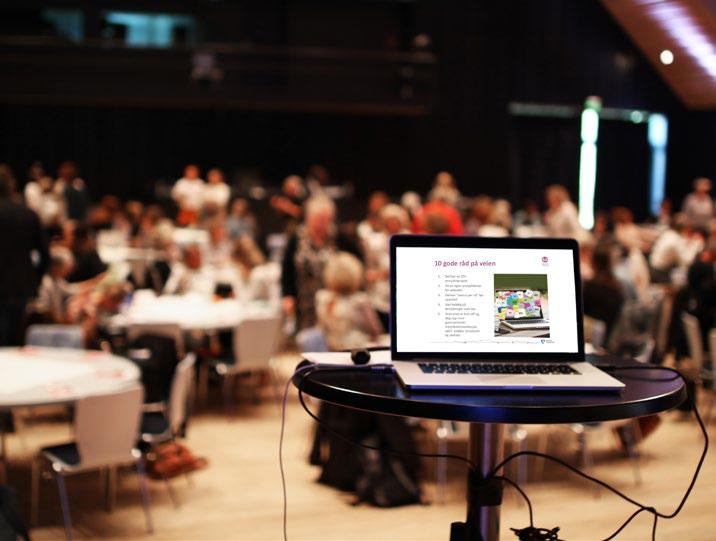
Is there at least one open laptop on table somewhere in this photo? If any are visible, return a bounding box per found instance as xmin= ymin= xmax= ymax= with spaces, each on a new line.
xmin=389 ymin=235 xmax=624 ymax=391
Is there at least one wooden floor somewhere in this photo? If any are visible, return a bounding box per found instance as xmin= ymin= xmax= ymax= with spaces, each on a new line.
xmin=4 ymin=355 xmax=714 ymax=541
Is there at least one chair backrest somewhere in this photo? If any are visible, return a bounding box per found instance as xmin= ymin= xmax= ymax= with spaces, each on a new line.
xmin=25 ymin=324 xmax=83 ymax=349
xmin=583 ymin=316 xmax=607 ymax=350
xmin=633 ymin=338 xmax=655 ymax=364
xmin=231 ymin=316 xmax=283 ymax=373
xmin=75 ymin=385 xmax=144 ymax=469
xmin=168 ymin=353 xmax=196 ymax=433
xmin=127 ymin=323 xmax=185 ymax=359
xmin=295 ymin=326 xmax=328 ymax=353
xmin=681 ymin=312 xmax=704 ymax=369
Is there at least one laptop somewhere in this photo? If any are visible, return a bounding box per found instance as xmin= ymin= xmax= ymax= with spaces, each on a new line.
xmin=389 ymin=235 xmax=624 ymax=391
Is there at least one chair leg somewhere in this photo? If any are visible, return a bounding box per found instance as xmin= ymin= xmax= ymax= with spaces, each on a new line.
xmin=222 ymin=375 xmax=235 ymax=416
xmin=576 ymin=430 xmax=599 ymax=498
xmin=31 ymin=458 xmax=40 ymax=526
xmin=622 ymin=423 xmax=642 ymax=486
xmin=135 ymin=457 xmax=154 ymax=534
xmin=55 ymin=472 xmax=73 ymax=541
xmin=198 ymin=363 xmax=209 ymax=408
xmin=105 ymin=466 xmax=117 ymax=512
xmin=268 ymin=362 xmax=283 ymax=414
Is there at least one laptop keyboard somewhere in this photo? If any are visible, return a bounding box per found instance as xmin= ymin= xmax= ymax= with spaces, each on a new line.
xmin=417 ymin=362 xmax=580 ymax=375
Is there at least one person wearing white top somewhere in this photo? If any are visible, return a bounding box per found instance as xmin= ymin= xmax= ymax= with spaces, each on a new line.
xmin=226 ymin=235 xmax=281 ymax=308
xmin=163 ymin=244 xmax=216 ymax=296
xmin=202 ymin=168 xmax=231 ymax=213
xmin=544 ymin=184 xmax=584 ymax=240
xmin=649 ymin=214 xmax=704 ymax=279
xmin=681 ymin=177 xmax=714 ymax=231
xmin=171 ymin=164 xmax=205 ymax=225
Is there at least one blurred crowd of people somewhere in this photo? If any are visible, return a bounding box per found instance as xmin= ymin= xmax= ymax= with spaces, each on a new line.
xmin=1 ymin=159 xmax=714 ymax=364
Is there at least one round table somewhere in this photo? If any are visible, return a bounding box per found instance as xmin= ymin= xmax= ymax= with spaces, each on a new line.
xmin=110 ymin=294 xmax=278 ymax=332
xmin=293 ymin=355 xmax=686 ymax=541
xmin=0 ymin=347 xmax=140 ymax=410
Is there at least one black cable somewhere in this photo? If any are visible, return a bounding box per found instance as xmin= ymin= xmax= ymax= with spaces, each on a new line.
xmin=287 ymin=363 xmax=706 ymax=541
xmin=489 ymin=365 xmax=708 ymax=540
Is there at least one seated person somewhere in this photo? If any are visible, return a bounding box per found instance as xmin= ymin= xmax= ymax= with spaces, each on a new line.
xmin=64 ymin=222 xmax=108 ymax=283
xmin=315 ymin=252 xmax=382 ymax=351
xmin=67 ymin=282 xmax=131 ymax=348
xmin=163 ymin=244 xmax=216 ymax=296
xmin=30 ymin=246 xmax=103 ymax=323
xmin=227 ymin=198 xmax=257 ymax=240
xmin=206 ymin=221 xmax=232 ymax=268
xmin=649 ymin=213 xmax=704 ymax=282
xmin=583 ymin=242 xmax=625 ymax=338
xmin=227 ymin=235 xmax=280 ymax=307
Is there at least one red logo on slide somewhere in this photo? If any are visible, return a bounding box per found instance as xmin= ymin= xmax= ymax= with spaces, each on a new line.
xmin=541 ymin=256 xmax=549 ymax=266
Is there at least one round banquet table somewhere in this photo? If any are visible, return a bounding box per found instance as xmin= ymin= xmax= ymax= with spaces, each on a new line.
xmin=110 ymin=293 xmax=278 ymax=332
xmin=293 ymin=354 xmax=687 ymax=541
xmin=0 ymin=346 xmax=140 ymax=410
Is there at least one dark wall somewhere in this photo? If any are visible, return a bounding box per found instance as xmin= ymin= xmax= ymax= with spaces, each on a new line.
xmin=1 ymin=0 xmax=715 ymax=216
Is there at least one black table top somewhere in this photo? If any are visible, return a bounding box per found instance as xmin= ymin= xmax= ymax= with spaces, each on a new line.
xmin=293 ymin=355 xmax=687 ymax=424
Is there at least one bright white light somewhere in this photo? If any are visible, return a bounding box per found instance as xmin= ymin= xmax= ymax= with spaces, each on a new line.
xmin=580 ymin=108 xmax=599 ymax=144
xmin=649 ymin=4 xmax=716 ymax=78
xmin=648 ymin=113 xmax=668 ymax=148
xmin=578 ymin=143 xmax=597 ymax=230
xmin=578 ymin=107 xmax=599 ymax=230
xmin=660 ymin=49 xmax=674 ymax=65
xmin=648 ymin=113 xmax=669 ymax=217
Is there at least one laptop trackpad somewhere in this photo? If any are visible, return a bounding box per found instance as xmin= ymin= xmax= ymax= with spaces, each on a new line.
xmin=477 ymin=375 xmax=546 ymax=385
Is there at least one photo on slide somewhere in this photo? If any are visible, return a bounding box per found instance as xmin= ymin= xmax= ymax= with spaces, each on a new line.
xmin=493 ymin=274 xmax=550 ymax=338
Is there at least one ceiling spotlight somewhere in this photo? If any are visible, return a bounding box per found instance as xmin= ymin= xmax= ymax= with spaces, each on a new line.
xmin=660 ymin=49 xmax=674 ymax=65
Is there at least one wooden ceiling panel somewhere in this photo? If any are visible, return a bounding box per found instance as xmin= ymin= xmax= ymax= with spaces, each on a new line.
xmin=601 ymin=0 xmax=716 ymax=108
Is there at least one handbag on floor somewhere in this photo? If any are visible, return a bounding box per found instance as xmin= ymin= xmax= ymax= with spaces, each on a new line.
xmin=145 ymin=442 xmax=208 ymax=479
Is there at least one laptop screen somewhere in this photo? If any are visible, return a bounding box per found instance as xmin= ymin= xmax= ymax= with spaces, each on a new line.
xmin=392 ymin=238 xmax=582 ymax=357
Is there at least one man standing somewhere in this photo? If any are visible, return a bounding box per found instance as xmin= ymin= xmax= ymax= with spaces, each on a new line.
xmin=0 ymin=164 xmax=49 ymax=346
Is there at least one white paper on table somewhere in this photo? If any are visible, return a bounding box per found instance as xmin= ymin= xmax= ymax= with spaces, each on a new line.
xmin=301 ymin=350 xmax=392 ymax=366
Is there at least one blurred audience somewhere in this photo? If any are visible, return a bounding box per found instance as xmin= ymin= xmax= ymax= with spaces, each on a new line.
xmin=681 ymin=177 xmax=714 ymax=231
xmin=281 ymin=196 xmax=360 ymax=330
xmin=202 ymin=167 xmax=231 ymax=216
xmin=544 ymin=184 xmax=584 ymax=240
xmin=316 ymin=252 xmax=382 ymax=350
xmin=164 ymin=244 xmax=215 ymax=296
xmin=172 ymin=164 xmax=205 ymax=226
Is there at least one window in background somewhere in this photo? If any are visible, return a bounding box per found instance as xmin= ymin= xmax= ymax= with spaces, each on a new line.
xmin=41 ymin=9 xmax=84 ymax=42
xmin=103 ymin=12 xmax=196 ymax=48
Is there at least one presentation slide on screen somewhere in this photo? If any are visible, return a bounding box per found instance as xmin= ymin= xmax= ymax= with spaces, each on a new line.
xmin=395 ymin=247 xmax=579 ymax=353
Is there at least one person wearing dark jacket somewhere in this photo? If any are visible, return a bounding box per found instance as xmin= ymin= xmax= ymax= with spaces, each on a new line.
xmin=0 ymin=164 xmax=49 ymax=346
xmin=281 ymin=195 xmax=360 ymax=331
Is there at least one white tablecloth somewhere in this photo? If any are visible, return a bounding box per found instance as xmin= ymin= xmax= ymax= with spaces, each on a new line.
xmin=0 ymin=347 xmax=140 ymax=409
xmin=111 ymin=292 xmax=278 ymax=331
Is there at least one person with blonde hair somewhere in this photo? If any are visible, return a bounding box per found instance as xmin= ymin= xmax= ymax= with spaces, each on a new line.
xmin=227 ymin=235 xmax=280 ymax=307
xmin=316 ymin=252 xmax=383 ymax=350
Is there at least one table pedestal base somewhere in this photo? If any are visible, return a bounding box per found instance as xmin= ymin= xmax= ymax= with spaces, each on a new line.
xmin=450 ymin=423 xmax=505 ymax=541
